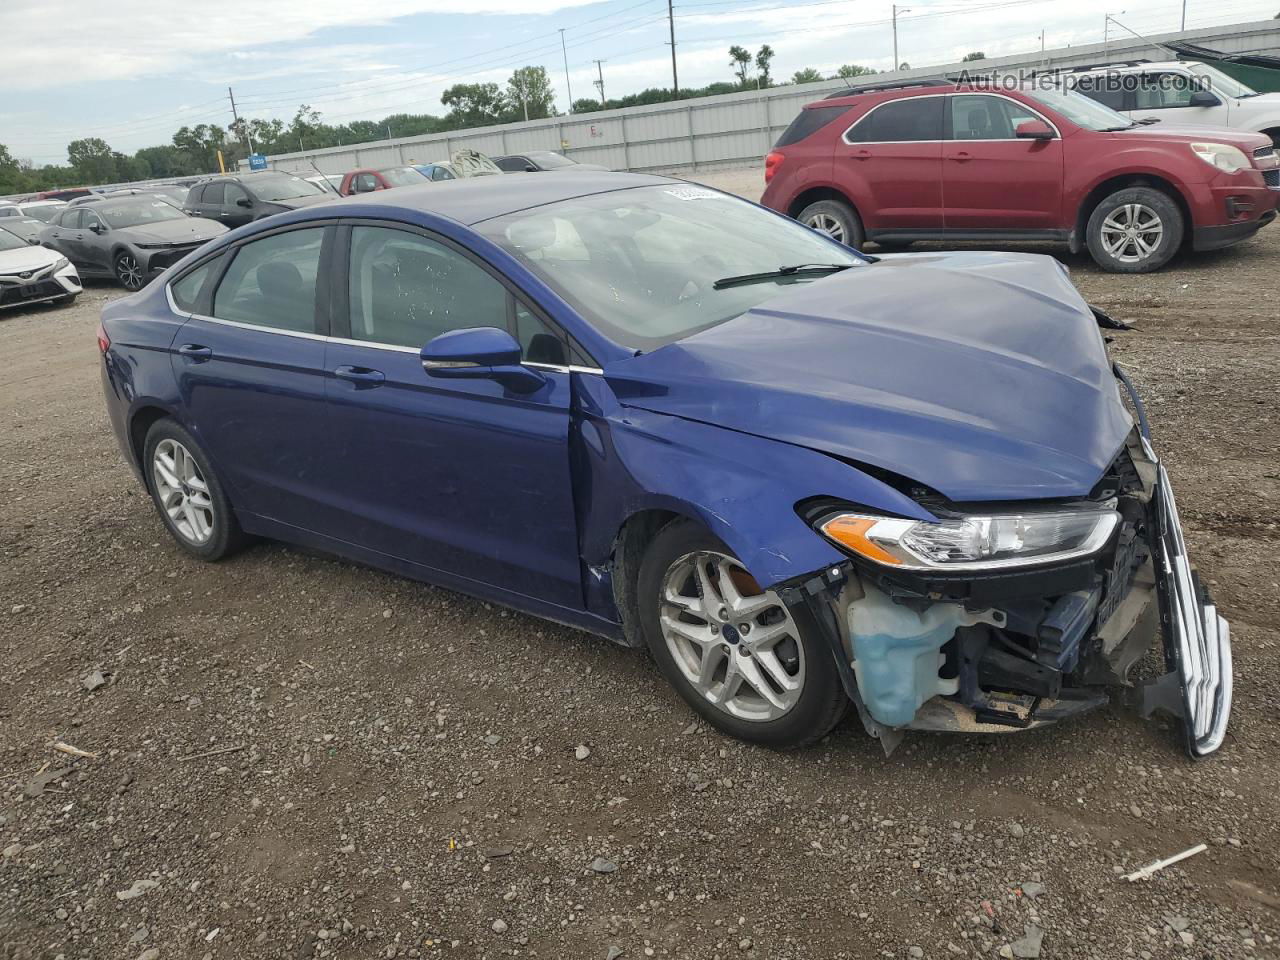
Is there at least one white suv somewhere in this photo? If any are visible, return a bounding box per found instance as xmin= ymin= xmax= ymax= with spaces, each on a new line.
xmin=1066 ymin=60 xmax=1280 ymax=147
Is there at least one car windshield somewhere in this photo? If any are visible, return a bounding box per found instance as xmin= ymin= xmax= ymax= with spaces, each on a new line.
xmin=477 ymin=184 xmax=868 ymax=351
xmin=528 ymin=151 xmax=575 ymax=169
xmin=99 ymin=199 xmax=187 ymax=229
xmin=380 ymin=167 xmax=427 ymax=186
xmin=1187 ymin=62 xmax=1258 ymax=99
xmin=23 ymin=204 xmax=63 ymax=222
xmin=1028 ymin=83 xmax=1136 ymax=130
xmin=251 ymin=176 xmax=323 ymax=201
xmin=0 ymin=228 xmax=27 ymax=252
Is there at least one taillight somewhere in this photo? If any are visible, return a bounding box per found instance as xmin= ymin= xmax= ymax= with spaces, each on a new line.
xmin=764 ymin=150 xmax=785 ymax=184
xmin=96 ymin=324 xmax=111 ymax=354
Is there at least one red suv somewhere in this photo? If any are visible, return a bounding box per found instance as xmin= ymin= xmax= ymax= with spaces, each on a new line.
xmin=761 ymin=78 xmax=1279 ymax=272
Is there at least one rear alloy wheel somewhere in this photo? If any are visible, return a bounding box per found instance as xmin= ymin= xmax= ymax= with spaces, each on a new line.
xmin=796 ymin=199 xmax=865 ymax=249
xmin=143 ymin=419 xmax=247 ymax=561
xmin=1085 ymin=187 xmax=1182 ymax=273
xmin=114 ymin=252 xmax=145 ymax=290
xmin=637 ymin=520 xmax=847 ymax=748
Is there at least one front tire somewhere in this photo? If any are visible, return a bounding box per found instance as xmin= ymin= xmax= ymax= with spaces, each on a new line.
xmin=143 ymin=419 xmax=247 ymax=561
xmin=114 ymin=251 xmax=145 ymax=290
xmin=1085 ymin=187 xmax=1183 ymax=273
xmin=796 ymin=199 xmax=865 ymax=249
xmin=636 ymin=520 xmax=847 ymax=749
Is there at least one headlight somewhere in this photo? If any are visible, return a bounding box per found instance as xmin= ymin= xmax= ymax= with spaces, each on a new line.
xmin=51 ymin=256 xmax=69 ymax=272
xmin=818 ymin=506 xmax=1119 ymax=571
xmin=1190 ymin=142 xmax=1250 ymax=175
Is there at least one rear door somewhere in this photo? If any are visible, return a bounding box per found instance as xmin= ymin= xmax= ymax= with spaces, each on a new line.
xmin=942 ymin=94 xmax=1064 ymax=231
xmin=170 ymin=225 xmax=333 ymax=529
xmin=836 ymin=95 xmax=945 ymax=231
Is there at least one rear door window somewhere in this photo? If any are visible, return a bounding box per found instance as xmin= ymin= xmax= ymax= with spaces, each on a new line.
xmin=846 ymin=97 xmax=944 ymax=142
xmin=201 ymin=182 xmax=226 ymax=207
xmin=212 ymin=228 xmax=324 ymax=333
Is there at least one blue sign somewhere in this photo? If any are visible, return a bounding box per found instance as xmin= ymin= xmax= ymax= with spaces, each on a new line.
xmin=248 ymin=153 xmax=268 ymax=171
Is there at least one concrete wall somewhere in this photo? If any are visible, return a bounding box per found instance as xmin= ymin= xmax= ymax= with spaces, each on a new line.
xmin=247 ymin=19 xmax=1280 ymax=177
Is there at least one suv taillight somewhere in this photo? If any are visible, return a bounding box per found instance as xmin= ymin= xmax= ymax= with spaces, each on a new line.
xmin=764 ymin=150 xmax=784 ymax=184
xmin=96 ymin=324 xmax=110 ymax=354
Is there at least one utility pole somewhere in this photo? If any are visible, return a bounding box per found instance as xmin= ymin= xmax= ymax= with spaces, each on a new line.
xmin=1180 ymin=0 xmax=1186 ymax=31
xmin=593 ymin=59 xmax=607 ymax=108
xmin=228 ymin=86 xmax=254 ymax=153
xmin=892 ymin=5 xmax=910 ymax=72
xmin=560 ymin=28 xmax=574 ymax=114
xmin=386 ymin=123 xmax=393 ymax=141
xmin=667 ymin=0 xmax=679 ymax=100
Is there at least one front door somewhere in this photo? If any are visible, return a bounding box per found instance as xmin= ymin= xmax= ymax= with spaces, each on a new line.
xmin=322 ymin=223 xmax=584 ymax=608
xmin=171 ymin=226 xmax=332 ymax=529
xmin=835 ymin=94 xmax=945 ymax=231
xmin=942 ymin=94 xmax=1064 ymax=231
xmin=79 ymin=209 xmax=113 ymax=275
xmin=222 ymin=183 xmax=256 ymax=229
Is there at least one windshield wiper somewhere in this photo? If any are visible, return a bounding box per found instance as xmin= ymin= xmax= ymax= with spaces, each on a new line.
xmin=712 ymin=262 xmax=858 ymax=291
xmin=1136 ymin=117 xmax=1162 ymax=125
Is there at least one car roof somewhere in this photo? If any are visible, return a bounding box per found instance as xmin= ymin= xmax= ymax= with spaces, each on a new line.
xmin=1064 ymin=60 xmax=1192 ymax=76
xmin=341 ymin=170 xmax=676 ymax=225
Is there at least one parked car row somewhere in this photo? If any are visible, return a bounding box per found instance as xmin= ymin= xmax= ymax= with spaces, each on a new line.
xmin=762 ymin=63 xmax=1279 ymax=273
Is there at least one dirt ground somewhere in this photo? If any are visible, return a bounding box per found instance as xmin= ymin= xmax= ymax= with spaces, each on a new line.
xmin=2 ymin=171 xmax=1278 ymax=960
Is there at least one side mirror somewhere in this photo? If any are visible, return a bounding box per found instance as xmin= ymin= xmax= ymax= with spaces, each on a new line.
xmin=88 ymin=222 xmax=105 ymax=234
xmin=525 ymin=164 xmax=538 ymax=172
xmin=1015 ymin=119 xmax=1055 ymax=140
xmin=421 ymin=327 xmax=545 ymax=394
xmin=236 ymin=197 xmax=253 ymax=208
xmin=1189 ymin=89 xmax=1220 ymax=108
xmin=27 ymin=237 xmax=40 ymax=245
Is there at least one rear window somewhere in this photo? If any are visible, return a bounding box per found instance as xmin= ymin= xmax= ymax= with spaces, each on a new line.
xmin=846 ymin=96 xmax=944 ymax=142
xmin=775 ymin=105 xmax=850 ymax=147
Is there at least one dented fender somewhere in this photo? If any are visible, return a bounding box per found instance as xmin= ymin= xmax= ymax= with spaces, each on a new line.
xmin=571 ymin=374 xmax=934 ymax=622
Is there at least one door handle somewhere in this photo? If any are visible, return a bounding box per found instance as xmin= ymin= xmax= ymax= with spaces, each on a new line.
xmin=851 ymin=149 xmax=872 ymax=160
xmin=178 ymin=344 xmax=213 ymax=361
xmin=950 ymin=151 xmax=973 ymax=163
xmin=333 ymin=365 xmax=385 ymax=387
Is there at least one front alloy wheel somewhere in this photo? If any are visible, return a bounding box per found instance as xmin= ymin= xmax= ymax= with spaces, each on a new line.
xmin=114 ymin=252 xmax=144 ymax=290
xmin=660 ymin=551 xmax=805 ymax=722
xmin=637 ymin=519 xmax=847 ymax=749
xmin=1099 ymin=203 xmax=1163 ymax=264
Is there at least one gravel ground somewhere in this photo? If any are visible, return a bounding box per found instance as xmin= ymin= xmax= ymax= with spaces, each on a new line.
xmin=1 ymin=170 xmax=1278 ymax=960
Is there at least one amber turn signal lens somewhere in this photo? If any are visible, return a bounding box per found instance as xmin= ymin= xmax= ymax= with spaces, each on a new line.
xmin=818 ymin=515 xmax=902 ymax=565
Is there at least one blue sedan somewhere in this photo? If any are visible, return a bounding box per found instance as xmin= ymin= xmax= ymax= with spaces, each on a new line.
xmin=98 ymin=172 xmax=1230 ymax=756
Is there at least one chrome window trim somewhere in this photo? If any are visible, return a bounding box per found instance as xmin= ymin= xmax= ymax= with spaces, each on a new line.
xmin=164 ymin=283 xmax=603 ymax=373
xmin=840 ymin=92 xmax=1061 ymax=145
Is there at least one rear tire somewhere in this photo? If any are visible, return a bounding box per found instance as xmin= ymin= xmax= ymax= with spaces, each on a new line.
xmin=143 ymin=419 xmax=247 ymax=562
xmin=796 ymin=199 xmax=865 ymax=250
xmin=1085 ymin=186 xmax=1183 ymax=273
xmin=636 ymin=519 xmax=847 ymax=749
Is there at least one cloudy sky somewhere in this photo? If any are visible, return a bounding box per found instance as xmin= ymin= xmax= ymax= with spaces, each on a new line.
xmin=2 ymin=0 xmax=1276 ymax=164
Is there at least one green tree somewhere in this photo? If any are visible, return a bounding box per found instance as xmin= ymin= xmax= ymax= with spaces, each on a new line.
xmin=172 ymin=124 xmax=229 ymax=173
xmin=792 ymin=67 xmax=824 ymax=84
xmin=440 ymin=82 xmax=507 ymax=127
xmin=506 ymin=65 xmax=556 ymax=121
xmin=573 ymin=97 xmax=604 ymax=113
xmin=66 ymin=137 xmax=116 ymax=182
xmin=837 ymin=63 xmax=877 ymax=78
xmin=755 ymin=45 xmax=775 ymax=87
xmin=729 ymin=45 xmax=752 ymax=85
xmin=962 ymin=51 xmax=986 ymax=61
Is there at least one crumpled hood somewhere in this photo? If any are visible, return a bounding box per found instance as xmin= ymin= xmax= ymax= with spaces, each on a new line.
xmin=604 ymin=251 xmax=1133 ymax=503
xmin=124 ymin=217 xmax=227 ymax=244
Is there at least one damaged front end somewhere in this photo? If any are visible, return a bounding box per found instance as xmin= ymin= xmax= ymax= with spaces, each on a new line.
xmin=779 ymin=381 xmax=1232 ymax=758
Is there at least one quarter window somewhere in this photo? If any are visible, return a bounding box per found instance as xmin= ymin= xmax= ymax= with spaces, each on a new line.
xmin=347 ymin=226 xmax=508 ymax=349
xmin=846 ymin=97 xmax=943 ymax=142
xmin=171 ymin=257 xmax=220 ymax=312
xmin=949 ymin=95 xmax=1044 ymax=140
xmin=212 ymin=228 xmax=324 ymax=333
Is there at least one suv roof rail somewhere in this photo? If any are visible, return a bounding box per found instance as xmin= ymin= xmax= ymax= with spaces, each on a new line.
xmin=1030 ymin=59 xmax=1151 ymax=75
xmin=822 ymin=78 xmax=951 ymax=99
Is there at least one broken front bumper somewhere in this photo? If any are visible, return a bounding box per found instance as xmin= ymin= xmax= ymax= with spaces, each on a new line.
xmin=1150 ymin=463 xmax=1233 ymax=756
